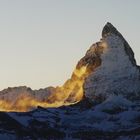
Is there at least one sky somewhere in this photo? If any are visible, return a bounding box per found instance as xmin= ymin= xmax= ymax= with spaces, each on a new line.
xmin=0 ymin=0 xmax=139 ymax=90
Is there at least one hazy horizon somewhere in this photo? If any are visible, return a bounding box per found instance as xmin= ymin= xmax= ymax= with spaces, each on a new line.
xmin=0 ymin=0 xmax=140 ymax=90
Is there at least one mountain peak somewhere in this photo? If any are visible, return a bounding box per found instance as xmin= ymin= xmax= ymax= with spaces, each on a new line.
xmin=102 ymin=22 xmax=137 ymax=66
xmin=85 ymin=23 xmax=140 ymax=103
xmin=0 ymin=23 xmax=140 ymax=140
xmin=102 ymin=22 xmax=120 ymax=37
xmin=0 ymin=23 xmax=139 ymax=112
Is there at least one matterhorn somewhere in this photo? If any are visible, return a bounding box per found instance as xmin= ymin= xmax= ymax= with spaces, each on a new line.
xmin=0 ymin=23 xmax=140 ymax=140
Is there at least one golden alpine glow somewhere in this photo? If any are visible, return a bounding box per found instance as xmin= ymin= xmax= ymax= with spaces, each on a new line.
xmin=0 ymin=65 xmax=90 ymax=112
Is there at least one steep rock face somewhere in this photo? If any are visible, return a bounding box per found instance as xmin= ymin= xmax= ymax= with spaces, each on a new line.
xmin=84 ymin=22 xmax=140 ymax=102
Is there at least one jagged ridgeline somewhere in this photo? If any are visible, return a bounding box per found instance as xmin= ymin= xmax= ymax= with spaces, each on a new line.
xmin=0 ymin=22 xmax=140 ymax=112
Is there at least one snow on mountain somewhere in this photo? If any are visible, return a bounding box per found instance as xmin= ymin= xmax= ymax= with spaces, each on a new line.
xmin=84 ymin=22 xmax=140 ymax=102
xmin=94 ymin=95 xmax=133 ymax=112
xmin=0 ymin=22 xmax=140 ymax=139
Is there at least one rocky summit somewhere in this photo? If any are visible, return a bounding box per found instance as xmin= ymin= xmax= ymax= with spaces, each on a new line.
xmin=0 ymin=23 xmax=140 ymax=140
xmin=84 ymin=22 xmax=140 ymax=102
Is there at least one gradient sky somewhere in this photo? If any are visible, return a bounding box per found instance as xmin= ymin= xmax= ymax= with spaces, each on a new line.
xmin=0 ymin=0 xmax=139 ymax=90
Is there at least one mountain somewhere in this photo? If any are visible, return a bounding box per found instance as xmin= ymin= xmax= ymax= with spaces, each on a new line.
xmin=0 ymin=23 xmax=140 ymax=140
xmin=84 ymin=22 xmax=140 ymax=102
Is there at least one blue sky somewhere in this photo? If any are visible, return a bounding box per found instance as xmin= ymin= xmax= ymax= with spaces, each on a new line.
xmin=0 ymin=0 xmax=139 ymax=90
